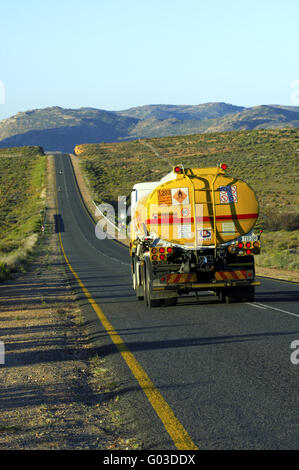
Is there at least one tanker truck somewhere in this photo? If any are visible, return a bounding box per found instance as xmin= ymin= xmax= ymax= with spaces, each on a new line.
xmin=130 ymin=163 xmax=261 ymax=307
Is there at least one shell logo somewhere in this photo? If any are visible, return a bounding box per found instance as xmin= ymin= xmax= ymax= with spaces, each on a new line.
xmin=198 ymin=229 xmax=212 ymax=241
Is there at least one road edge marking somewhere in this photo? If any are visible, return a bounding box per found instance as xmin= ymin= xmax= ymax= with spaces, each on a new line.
xmin=247 ymin=302 xmax=299 ymax=318
xmin=246 ymin=302 xmax=267 ymax=310
xmin=54 ymin=160 xmax=198 ymax=451
xmin=254 ymin=302 xmax=299 ymax=319
xmin=58 ymin=231 xmax=198 ymax=450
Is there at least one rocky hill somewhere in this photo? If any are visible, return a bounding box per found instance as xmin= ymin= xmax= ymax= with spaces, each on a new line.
xmin=0 ymin=103 xmax=298 ymax=152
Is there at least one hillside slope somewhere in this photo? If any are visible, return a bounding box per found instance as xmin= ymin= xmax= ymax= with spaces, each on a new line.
xmin=0 ymin=107 xmax=138 ymax=152
xmin=205 ymin=105 xmax=299 ymax=132
xmin=75 ymin=128 xmax=299 ymax=273
xmin=0 ymin=146 xmax=46 ymax=279
xmin=0 ymin=103 xmax=299 ymax=151
xmin=116 ymin=102 xmax=245 ymax=120
xmin=75 ymin=128 xmax=299 ymax=226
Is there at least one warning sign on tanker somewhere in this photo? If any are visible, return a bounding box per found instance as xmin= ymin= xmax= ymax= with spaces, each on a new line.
xmin=219 ymin=185 xmax=238 ymax=204
xmin=158 ymin=189 xmax=172 ymax=206
xmin=171 ymin=187 xmax=189 ymax=205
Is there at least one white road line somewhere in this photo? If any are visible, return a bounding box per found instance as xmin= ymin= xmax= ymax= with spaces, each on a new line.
xmin=246 ymin=302 xmax=267 ymax=310
xmin=255 ymin=302 xmax=299 ymax=318
xmin=248 ymin=302 xmax=299 ymax=318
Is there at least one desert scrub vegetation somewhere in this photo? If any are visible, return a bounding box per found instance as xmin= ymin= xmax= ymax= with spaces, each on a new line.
xmin=0 ymin=146 xmax=46 ymax=280
xmin=75 ymin=128 xmax=299 ymax=225
xmin=74 ymin=128 xmax=299 ymax=271
xmin=256 ymin=230 xmax=299 ymax=270
xmin=0 ymin=146 xmax=44 ymax=157
xmin=75 ymin=129 xmax=299 ymax=223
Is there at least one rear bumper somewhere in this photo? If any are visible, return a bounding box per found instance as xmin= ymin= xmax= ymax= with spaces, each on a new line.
xmin=153 ymin=280 xmax=261 ymax=292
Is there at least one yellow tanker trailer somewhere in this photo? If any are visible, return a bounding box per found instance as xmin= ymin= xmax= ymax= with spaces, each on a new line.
xmin=130 ymin=163 xmax=261 ymax=307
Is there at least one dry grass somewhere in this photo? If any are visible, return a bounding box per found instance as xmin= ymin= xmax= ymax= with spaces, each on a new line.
xmin=0 ymin=154 xmax=142 ymax=450
xmin=0 ymin=149 xmax=47 ymax=279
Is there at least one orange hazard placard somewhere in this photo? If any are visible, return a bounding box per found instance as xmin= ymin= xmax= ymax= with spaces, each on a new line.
xmin=158 ymin=189 xmax=172 ymax=206
xmin=171 ymin=187 xmax=189 ymax=205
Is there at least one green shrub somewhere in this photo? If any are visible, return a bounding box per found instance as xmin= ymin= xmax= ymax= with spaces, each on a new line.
xmin=76 ymin=129 xmax=299 ymax=271
xmin=0 ymin=150 xmax=46 ymax=279
xmin=76 ymin=128 xmax=299 ymax=228
xmin=263 ymin=212 xmax=299 ymax=231
xmin=0 ymin=262 xmax=10 ymax=281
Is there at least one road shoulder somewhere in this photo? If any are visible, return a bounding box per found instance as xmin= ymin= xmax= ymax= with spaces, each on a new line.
xmin=0 ymin=155 xmax=140 ymax=450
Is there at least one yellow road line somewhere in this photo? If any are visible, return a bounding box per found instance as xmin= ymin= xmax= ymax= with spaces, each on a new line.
xmin=55 ymin=174 xmax=198 ymax=450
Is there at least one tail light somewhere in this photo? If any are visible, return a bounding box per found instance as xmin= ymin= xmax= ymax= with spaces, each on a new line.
xmin=246 ymin=249 xmax=251 ymax=255
xmin=238 ymin=242 xmax=243 ymax=249
xmin=151 ymin=246 xmax=171 ymax=261
xmin=220 ymin=163 xmax=228 ymax=170
xmin=245 ymin=242 xmax=251 ymax=248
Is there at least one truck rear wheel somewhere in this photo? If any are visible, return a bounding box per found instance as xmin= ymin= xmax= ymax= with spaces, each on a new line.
xmin=241 ymin=286 xmax=255 ymax=302
xmin=143 ymin=264 xmax=162 ymax=308
xmin=217 ymin=286 xmax=255 ymax=303
xmin=132 ymin=257 xmax=144 ymax=300
xmin=164 ymin=298 xmax=178 ymax=306
xmin=216 ymin=289 xmax=226 ymax=303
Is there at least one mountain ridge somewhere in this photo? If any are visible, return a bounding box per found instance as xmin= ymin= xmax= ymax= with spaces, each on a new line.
xmin=0 ymin=102 xmax=298 ymax=152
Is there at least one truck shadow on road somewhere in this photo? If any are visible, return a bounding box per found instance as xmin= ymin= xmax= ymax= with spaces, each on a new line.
xmin=86 ymin=329 xmax=299 ymax=359
xmin=254 ymin=290 xmax=299 ymax=303
xmin=54 ymin=214 xmax=64 ymax=233
xmin=4 ymin=328 xmax=297 ymax=367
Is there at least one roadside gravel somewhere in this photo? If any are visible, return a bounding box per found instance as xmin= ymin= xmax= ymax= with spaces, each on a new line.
xmin=0 ymin=156 xmax=141 ymax=450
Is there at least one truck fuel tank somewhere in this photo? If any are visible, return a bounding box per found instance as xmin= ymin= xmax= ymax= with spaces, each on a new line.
xmin=131 ymin=165 xmax=259 ymax=248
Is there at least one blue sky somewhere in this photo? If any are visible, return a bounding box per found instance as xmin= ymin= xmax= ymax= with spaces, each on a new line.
xmin=0 ymin=0 xmax=298 ymax=119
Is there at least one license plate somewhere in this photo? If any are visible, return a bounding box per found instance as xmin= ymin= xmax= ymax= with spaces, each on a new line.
xmin=241 ymin=235 xmax=258 ymax=241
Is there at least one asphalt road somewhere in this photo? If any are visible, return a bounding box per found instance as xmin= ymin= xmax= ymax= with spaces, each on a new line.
xmin=55 ymin=153 xmax=299 ymax=450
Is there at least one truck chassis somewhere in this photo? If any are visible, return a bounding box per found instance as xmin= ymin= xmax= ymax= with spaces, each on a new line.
xmin=131 ymin=242 xmax=260 ymax=308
